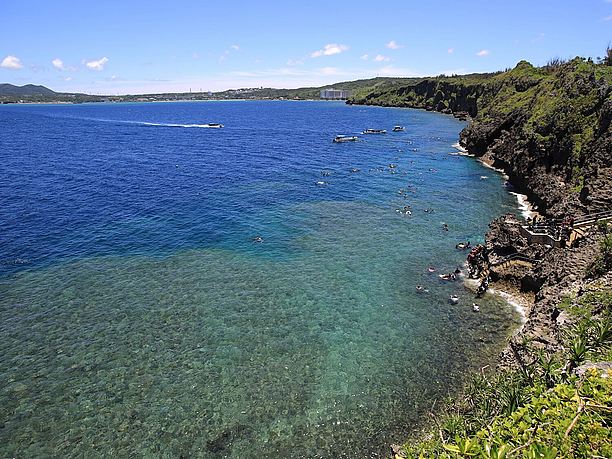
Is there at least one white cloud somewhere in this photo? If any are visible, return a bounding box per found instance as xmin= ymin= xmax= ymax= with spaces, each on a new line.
xmin=604 ymin=15 xmax=612 ymax=21
xmin=319 ymin=67 xmax=341 ymax=75
xmin=376 ymin=65 xmax=423 ymax=77
xmin=64 ymin=76 xmax=73 ymax=81
xmin=85 ymin=57 xmax=109 ymax=71
xmin=218 ymin=45 xmax=240 ymax=63
xmin=310 ymin=43 xmax=349 ymax=58
xmin=374 ymin=54 xmax=390 ymax=62
xmin=286 ymin=58 xmax=304 ymax=66
xmin=227 ymin=66 xmax=352 ymax=80
xmin=52 ymin=58 xmax=65 ymax=70
xmin=1 ymin=55 xmax=23 ymax=70
xmin=476 ymin=49 xmax=490 ymax=57
xmin=447 ymin=48 xmax=454 ymax=54
xmin=360 ymin=54 xmax=369 ymax=60
xmin=386 ymin=40 xmax=403 ymax=50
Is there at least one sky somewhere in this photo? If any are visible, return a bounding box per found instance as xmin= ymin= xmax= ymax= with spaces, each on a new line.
xmin=1 ymin=0 xmax=611 ymax=95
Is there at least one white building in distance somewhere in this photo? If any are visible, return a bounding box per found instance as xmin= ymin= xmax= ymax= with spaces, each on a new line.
xmin=320 ymin=89 xmax=350 ymax=100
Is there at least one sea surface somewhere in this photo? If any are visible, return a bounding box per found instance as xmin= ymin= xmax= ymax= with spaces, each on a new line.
xmin=0 ymin=101 xmax=521 ymax=458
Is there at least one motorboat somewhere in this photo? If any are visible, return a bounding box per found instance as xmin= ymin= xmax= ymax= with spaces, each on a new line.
xmin=333 ymin=135 xmax=359 ymax=143
xmin=205 ymin=123 xmax=224 ymax=128
xmin=449 ymin=295 xmax=460 ymax=304
xmin=361 ymin=128 xmax=387 ymax=134
xmin=392 ymin=126 xmax=405 ymax=132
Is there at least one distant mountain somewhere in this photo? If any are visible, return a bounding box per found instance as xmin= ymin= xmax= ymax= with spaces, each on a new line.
xmin=0 ymin=83 xmax=56 ymax=96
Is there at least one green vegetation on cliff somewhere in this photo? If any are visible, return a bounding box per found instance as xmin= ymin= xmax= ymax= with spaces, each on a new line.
xmin=349 ymin=57 xmax=612 ymax=216
xmin=397 ymin=288 xmax=612 ymax=459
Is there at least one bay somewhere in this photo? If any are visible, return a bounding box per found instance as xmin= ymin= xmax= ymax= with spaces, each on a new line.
xmin=0 ymin=101 xmax=520 ymax=458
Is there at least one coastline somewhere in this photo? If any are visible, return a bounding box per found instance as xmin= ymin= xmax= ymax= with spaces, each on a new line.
xmin=463 ymin=276 xmax=530 ymax=326
xmin=346 ymin=58 xmax=612 ymax=456
xmin=458 ymin=141 xmax=534 ymax=327
xmin=454 ymin=141 xmax=536 ymax=220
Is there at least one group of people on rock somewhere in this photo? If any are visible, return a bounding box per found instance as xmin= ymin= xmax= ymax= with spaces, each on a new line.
xmin=467 ymin=244 xmax=488 ymax=279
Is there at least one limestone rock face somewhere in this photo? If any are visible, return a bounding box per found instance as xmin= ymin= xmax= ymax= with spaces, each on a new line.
xmin=486 ymin=214 xmax=529 ymax=258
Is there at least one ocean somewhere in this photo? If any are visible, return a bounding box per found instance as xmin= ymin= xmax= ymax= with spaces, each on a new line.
xmin=0 ymin=100 xmax=521 ymax=458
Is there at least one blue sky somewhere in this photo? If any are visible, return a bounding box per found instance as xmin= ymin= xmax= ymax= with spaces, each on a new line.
xmin=1 ymin=0 xmax=611 ymax=94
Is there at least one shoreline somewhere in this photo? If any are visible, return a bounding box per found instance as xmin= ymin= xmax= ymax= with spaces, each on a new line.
xmin=458 ymin=141 xmax=534 ymax=326
xmin=349 ymin=62 xmax=612 ymax=456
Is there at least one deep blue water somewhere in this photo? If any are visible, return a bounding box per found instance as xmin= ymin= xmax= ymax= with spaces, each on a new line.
xmin=0 ymin=101 xmax=521 ymax=458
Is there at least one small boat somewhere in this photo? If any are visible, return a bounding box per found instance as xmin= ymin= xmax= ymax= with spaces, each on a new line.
xmin=206 ymin=123 xmax=224 ymax=128
xmin=333 ymin=135 xmax=359 ymax=143
xmin=361 ymin=128 xmax=387 ymax=134
xmin=392 ymin=126 xmax=405 ymax=132
xmin=449 ymin=295 xmax=459 ymax=304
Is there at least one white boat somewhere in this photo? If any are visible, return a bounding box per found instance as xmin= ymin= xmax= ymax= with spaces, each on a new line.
xmin=362 ymin=128 xmax=387 ymax=134
xmin=392 ymin=126 xmax=405 ymax=132
xmin=333 ymin=135 xmax=359 ymax=143
xmin=449 ymin=295 xmax=460 ymax=304
xmin=206 ymin=123 xmax=224 ymax=128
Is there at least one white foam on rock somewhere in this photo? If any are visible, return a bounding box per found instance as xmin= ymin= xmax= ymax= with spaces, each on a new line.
xmin=509 ymin=192 xmax=536 ymax=219
xmin=489 ymin=288 xmax=528 ymax=325
xmin=451 ymin=142 xmax=474 ymax=156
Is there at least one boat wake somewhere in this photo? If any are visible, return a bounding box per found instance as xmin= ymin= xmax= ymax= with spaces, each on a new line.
xmin=56 ymin=116 xmax=224 ymax=129
xmin=141 ymin=122 xmax=223 ymax=128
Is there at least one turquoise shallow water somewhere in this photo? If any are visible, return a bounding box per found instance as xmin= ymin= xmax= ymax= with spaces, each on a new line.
xmin=0 ymin=101 xmax=521 ymax=458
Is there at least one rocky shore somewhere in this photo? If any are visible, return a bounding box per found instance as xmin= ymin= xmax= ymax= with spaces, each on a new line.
xmin=456 ymin=63 xmax=611 ymax=369
xmin=484 ymin=214 xmax=610 ymax=367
